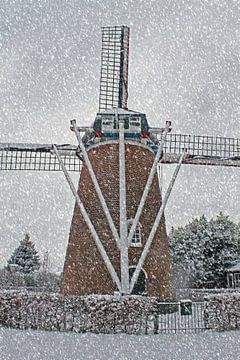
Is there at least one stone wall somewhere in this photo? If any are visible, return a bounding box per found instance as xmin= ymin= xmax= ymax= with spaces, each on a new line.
xmin=0 ymin=291 xmax=159 ymax=334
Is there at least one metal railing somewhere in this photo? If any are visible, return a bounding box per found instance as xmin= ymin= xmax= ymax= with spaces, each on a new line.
xmin=154 ymin=301 xmax=206 ymax=334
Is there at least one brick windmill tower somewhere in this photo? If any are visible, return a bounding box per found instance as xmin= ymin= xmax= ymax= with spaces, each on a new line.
xmin=60 ymin=26 xmax=176 ymax=298
xmin=2 ymin=27 xmax=240 ymax=298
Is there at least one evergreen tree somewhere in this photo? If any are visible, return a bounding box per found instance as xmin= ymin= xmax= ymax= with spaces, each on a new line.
xmin=7 ymin=233 xmax=41 ymax=274
xmin=169 ymin=213 xmax=240 ymax=288
xmin=204 ymin=213 xmax=240 ymax=287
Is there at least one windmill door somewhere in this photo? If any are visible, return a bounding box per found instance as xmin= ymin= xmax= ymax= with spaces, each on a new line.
xmin=129 ymin=267 xmax=147 ymax=295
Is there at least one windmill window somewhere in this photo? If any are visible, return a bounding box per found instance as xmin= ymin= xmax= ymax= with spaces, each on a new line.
xmin=127 ymin=220 xmax=142 ymax=247
xmin=129 ymin=117 xmax=141 ymax=131
xmin=234 ymin=273 xmax=240 ymax=287
xmin=101 ymin=117 xmax=114 ymax=131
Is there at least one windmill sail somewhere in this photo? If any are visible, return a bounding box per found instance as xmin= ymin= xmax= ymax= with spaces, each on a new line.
xmin=1 ymin=133 xmax=240 ymax=171
xmin=163 ymin=133 xmax=240 ymax=167
xmin=99 ymin=26 xmax=130 ymax=112
xmin=0 ymin=143 xmax=80 ymax=172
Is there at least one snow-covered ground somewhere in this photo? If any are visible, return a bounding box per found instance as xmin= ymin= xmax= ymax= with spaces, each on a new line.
xmin=1 ymin=327 xmax=240 ymax=360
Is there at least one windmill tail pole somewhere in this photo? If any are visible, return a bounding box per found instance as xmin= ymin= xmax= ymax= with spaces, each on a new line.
xmin=52 ymin=144 xmax=122 ymax=292
xmin=119 ymin=118 xmax=130 ymax=295
xmin=129 ymin=149 xmax=187 ymax=293
xmin=127 ymin=121 xmax=171 ymax=246
xmin=70 ymin=119 xmax=121 ymax=251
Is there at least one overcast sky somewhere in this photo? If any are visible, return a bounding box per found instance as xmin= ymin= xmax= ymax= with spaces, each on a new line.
xmin=0 ymin=0 xmax=239 ymax=271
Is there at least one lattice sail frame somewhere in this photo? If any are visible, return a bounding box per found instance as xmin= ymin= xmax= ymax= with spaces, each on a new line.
xmin=166 ymin=134 xmax=240 ymax=158
xmin=0 ymin=143 xmax=81 ymax=171
xmin=1 ymin=133 xmax=240 ymax=171
xmin=99 ymin=26 xmax=130 ymax=112
xmin=164 ymin=134 xmax=240 ymax=167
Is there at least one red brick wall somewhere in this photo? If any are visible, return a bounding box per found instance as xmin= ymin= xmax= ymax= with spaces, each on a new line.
xmin=60 ymin=142 xmax=175 ymax=299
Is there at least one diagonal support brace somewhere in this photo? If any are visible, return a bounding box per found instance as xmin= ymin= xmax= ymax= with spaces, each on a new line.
xmin=127 ymin=121 xmax=171 ymax=245
xmin=119 ymin=119 xmax=129 ymax=294
xmin=52 ymin=145 xmax=121 ymax=292
xmin=70 ymin=119 xmax=121 ymax=250
xmin=129 ymin=149 xmax=186 ymax=293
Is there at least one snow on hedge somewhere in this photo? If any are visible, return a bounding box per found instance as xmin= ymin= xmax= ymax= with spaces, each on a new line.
xmin=204 ymin=292 xmax=240 ymax=331
xmin=0 ymin=290 xmax=159 ymax=334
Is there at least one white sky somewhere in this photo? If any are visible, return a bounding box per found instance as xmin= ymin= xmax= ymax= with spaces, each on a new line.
xmin=0 ymin=0 xmax=239 ymax=270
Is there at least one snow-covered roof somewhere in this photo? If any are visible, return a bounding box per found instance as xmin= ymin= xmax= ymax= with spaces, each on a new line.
xmin=226 ymin=263 xmax=240 ymax=272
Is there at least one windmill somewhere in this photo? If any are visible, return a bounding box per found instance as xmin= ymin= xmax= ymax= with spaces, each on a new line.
xmin=1 ymin=26 xmax=240 ymax=298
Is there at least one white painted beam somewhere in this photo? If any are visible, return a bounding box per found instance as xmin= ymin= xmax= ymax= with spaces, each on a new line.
xmin=119 ymin=120 xmax=129 ymax=294
xmin=129 ymin=150 xmax=186 ymax=293
xmin=52 ymin=145 xmax=121 ymax=292
xmin=127 ymin=122 xmax=171 ymax=246
xmin=70 ymin=120 xmax=121 ymax=250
